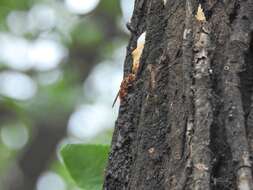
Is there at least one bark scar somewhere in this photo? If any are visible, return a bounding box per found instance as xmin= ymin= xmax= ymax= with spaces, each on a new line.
xmin=112 ymin=33 xmax=146 ymax=107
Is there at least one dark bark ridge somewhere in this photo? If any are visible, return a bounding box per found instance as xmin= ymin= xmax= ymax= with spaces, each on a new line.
xmin=104 ymin=0 xmax=253 ymax=190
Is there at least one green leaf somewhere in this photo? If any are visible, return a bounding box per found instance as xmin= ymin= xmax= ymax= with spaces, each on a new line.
xmin=60 ymin=144 xmax=110 ymax=190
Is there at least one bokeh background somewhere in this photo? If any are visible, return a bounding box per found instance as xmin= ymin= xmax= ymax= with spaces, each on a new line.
xmin=0 ymin=0 xmax=134 ymax=189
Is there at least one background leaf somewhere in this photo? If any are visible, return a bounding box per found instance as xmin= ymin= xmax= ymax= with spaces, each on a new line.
xmin=60 ymin=144 xmax=110 ymax=190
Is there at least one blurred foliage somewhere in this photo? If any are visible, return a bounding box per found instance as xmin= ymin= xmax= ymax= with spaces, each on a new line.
xmin=0 ymin=0 xmax=127 ymax=189
xmin=0 ymin=143 xmax=16 ymax=172
xmin=51 ymin=161 xmax=80 ymax=190
xmin=89 ymin=129 xmax=113 ymax=145
xmin=98 ymin=0 xmax=121 ymax=17
xmin=71 ymin=19 xmax=104 ymax=47
xmin=25 ymin=77 xmax=81 ymax=119
xmin=61 ymin=144 xmax=109 ymax=190
xmin=0 ymin=0 xmax=34 ymax=29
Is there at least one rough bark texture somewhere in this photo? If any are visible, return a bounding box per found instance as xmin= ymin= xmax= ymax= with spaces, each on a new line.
xmin=104 ymin=0 xmax=253 ymax=189
xmin=104 ymin=0 xmax=253 ymax=190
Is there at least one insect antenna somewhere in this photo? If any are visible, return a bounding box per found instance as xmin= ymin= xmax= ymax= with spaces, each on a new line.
xmin=112 ymin=90 xmax=120 ymax=107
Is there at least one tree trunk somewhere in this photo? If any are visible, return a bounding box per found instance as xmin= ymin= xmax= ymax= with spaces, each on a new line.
xmin=104 ymin=0 xmax=253 ymax=189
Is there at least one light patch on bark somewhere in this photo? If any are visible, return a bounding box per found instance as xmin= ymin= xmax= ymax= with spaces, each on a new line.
xmin=238 ymin=169 xmax=252 ymax=190
xmin=147 ymin=64 xmax=156 ymax=90
xmin=137 ymin=32 xmax=146 ymax=45
xmin=183 ymin=28 xmax=191 ymax=40
xmin=191 ymin=20 xmax=213 ymax=190
xmin=132 ymin=32 xmax=146 ymax=74
xmin=195 ymin=4 xmax=206 ymax=22
xmin=148 ymin=147 xmax=155 ymax=154
xmin=237 ymin=151 xmax=253 ymax=190
xmin=195 ymin=163 xmax=209 ymax=171
xmin=162 ymin=0 xmax=167 ymax=6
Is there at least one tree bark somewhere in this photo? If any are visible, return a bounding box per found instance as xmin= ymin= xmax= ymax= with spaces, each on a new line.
xmin=104 ymin=0 xmax=253 ymax=189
